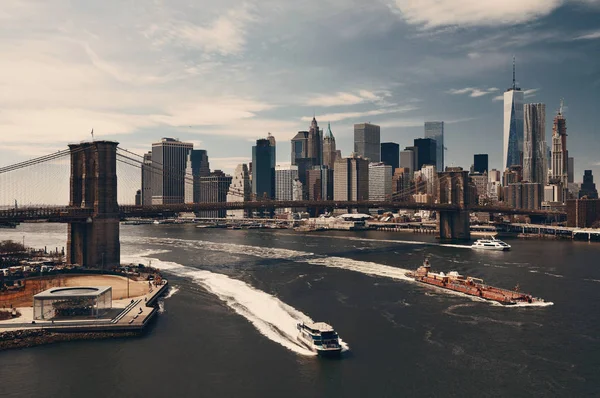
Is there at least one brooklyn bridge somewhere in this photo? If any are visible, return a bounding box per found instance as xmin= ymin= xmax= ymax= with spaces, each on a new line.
xmin=0 ymin=141 xmax=564 ymax=268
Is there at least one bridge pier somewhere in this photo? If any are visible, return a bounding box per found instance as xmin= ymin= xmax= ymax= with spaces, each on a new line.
xmin=438 ymin=210 xmax=470 ymax=240
xmin=67 ymin=141 xmax=120 ymax=268
xmin=436 ymin=169 xmax=473 ymax=241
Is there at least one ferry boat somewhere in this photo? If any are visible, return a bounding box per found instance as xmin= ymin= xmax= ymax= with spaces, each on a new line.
xmin=297 ymin=322 xmax=342 ymax=356
xmin=406 ymin=260 xmax=544 ymax=305
xmin=471 ymin=236 xmax=511 ymax=251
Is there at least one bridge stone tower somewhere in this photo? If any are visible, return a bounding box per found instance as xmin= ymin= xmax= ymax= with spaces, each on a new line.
xmin=436 ymin=169 xmax=472 ymax=240
xmin=67 ymin=141 xmax=120 ymax=268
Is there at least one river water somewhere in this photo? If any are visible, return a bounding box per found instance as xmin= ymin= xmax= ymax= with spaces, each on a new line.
xmin=1 ymin=224 xmax=599 ymax=398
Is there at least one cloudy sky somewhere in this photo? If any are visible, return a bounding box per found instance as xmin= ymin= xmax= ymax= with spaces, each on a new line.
xmin=1 ymin=0 xmax=600 ymax=184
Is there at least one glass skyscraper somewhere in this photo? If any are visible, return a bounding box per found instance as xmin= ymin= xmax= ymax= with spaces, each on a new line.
xmin=424 ymin=122 xmax=444 ymax=171
xmin=503 ymin=58 xmax=524 ymax=170
xmin=354 ymin=123 xmax=380 ymax=162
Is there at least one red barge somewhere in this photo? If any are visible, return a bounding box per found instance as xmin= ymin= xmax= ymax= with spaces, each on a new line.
xmin=406 ymin=260 xmax=544 ymax=305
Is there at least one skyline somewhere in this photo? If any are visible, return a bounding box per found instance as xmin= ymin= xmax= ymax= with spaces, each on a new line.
xmin=1 ymin=1 xmax=600 ymax=180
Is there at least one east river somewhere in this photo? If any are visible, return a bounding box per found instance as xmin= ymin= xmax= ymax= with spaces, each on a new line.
xmin=1 ymin=224 xmax=599 ymax=397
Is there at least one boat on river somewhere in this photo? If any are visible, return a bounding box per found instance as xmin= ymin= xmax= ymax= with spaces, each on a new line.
xmin=406 ymin=260 xmax=543 ymax=305
xmin=471 ymin=237 xmax=511 ymax=251
xmin=297 ymin=322 xmax=342 ymax=356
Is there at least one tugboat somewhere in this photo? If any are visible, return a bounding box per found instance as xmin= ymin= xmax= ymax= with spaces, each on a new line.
xmin=297 ymin=322 xmax=342 ymax=356
xmin=471 ymin=236 xmax=511 ymax=251
xmin=406 ymin=260 xmax=543 ymax=305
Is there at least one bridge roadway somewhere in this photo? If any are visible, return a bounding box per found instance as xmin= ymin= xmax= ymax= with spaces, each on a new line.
xmin=0 ymin=201 xmax=565 ymax=223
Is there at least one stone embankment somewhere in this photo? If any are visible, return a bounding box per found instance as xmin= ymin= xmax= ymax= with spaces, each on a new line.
xmin=0 ymin=328 xmax=139 ymax=351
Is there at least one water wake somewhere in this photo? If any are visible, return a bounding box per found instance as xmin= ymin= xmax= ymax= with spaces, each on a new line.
xmin=123 ymin=236 xmax=550 ymax=308
xmin=164 ymin=286 xmax=180 ymax=299
xmin=122 ymin=252 xmax=349 ymax=356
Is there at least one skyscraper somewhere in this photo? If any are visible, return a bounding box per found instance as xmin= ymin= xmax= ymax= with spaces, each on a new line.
xmin=151 ymin=138 xmax=193 ymax=204
xmin=291 ymin=117 xmax=322 ymax=194
xmin=252 ymin=138 xmax=275 ymax=200
xmin=333 ymin=154 xmax=369 ymax=201
xmin=184 ymin=149 xmax=210 ymax=203
xmin=368 ymin=163 xmax=392 ymax=201
xmin=413 ymin=138 xmax=436 ymax=170
xmin=503 ymin=57 xmax=524 ymax=169
xmin=198 ymin=170 xmax=232 ymax=218
xmin=473 ymin=154 xmax=489 ymax=174
xmin=275 ymin=165 xmax=299 ymax=201
xmin=141 ymin=151 xmax=153 ymax=205
xmin=550 ymin=101 xmax=568 ymax=186
xmin=354 ymin=123 xmax=380 ymax=162
xmin=307 ymin=166 xmax=333 ymax=201
xmin=381 ymin=142 xmax=400 ymax=172
xmin=568 ymin=157 xmax=575 ymax=183
xmin=322 ymin=123 xmax=338 ymax=170
xmin=226 ymin=164 xmax=251 ymax=218
xmin=424 ymin=122 xmax=444 ymax=170
xmin=523 ymin=103 xmax=547 ymax=185
xmin=579 ymin=170 xmax=598 ymax=199
xmin=400 ymin=147 xmax=417 ymax=176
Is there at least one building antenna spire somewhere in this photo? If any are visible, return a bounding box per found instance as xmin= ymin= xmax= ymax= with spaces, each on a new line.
xmin=512 ymin=55 xmax=516 ymax=90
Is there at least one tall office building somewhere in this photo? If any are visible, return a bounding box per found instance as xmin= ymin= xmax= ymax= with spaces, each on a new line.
xmin=198 ymin=170 xmax=232 ymax=218
xmin=392 ymin=168 xmax=412 ymax=201
xmin=550 ymin=101 xmax=568 ymax=186
xmin=322 ymin=123 xmax=338 ymax=170
xmin=252 ymin=138 xmax=276 ymax=200
xmin=414 ymin=164 xmax=437 ymax=196
xmin=424 ymin=122 xmax=444 ymax=171
xmin=184 ymin=149 xmax=210 ymax=203
xmin=568 ymin=157 xmax=575 ymax=183
xmin=579 ymin=170 xmax=598 ymax=199
xmin=505 ymin=182 xmax=543 ymax=210
xmin=307 ymin=166 xmax=333 ymax=201
xmin=226 ymin=164 xmax=251 ymax=218
xmin=291 ymin=117 xmax=322 ymax=193
xmin=275 ymin=165 xmax=299 ymax=201
xmin=503 ymin=57 xmax=525 ymax=169
xmin=151 ymin=138 xmax=193 ymax=205
xmin=368 ymin=163 xmax=392 ymax=201
xmin=413 ymin=138 xmax=436 ymax=170
xmin=381 ymin=143 xmax=400 ymax=173
xmin=523 ymin=103 xmax=547 ymax=185
xmin=400 ymin=147 xmax=417 ymax=176
xmin=473 ymin=154 xmax=489 ymax=174
xmin=141 ymin=151 xmax=153 ymax=205
xmin=354 ymin=123 xmax=380 ymax=162
xmin=333 ymin=154 xmax=369 ymax=201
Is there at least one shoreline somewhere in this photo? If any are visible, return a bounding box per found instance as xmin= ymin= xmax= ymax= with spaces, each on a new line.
xmin=0 ymin=328 xmax=141 ymax=351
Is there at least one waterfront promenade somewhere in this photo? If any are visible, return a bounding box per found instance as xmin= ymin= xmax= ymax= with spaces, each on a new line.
xmin=0 ymin=276 xmax=168 ymax=333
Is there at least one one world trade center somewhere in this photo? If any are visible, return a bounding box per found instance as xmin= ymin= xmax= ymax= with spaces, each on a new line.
xmin=503 ymin=57 xmax=524 ymax=169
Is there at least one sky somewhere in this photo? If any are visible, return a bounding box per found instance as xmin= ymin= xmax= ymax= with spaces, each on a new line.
xmin=1 ymin=0 xmax=600 ymax=190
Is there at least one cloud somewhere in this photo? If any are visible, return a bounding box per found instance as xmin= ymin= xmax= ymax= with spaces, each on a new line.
xmin=143 ymin=5 xmax=256 ymax=55
xmin=391 ymin=0 xmax=563 ymax=28
xmin=305 ymin=90 xmax=392 ymax=107
xmin=301 ymin=106 xmax=417 ymax=123
xmin=573 ymin=30 xmax=600 ymax=40
xmin=492 ymin=88 xmax=540 ymax=102
xmin=524 ymin=88 xmax=540 ymax=98
xmin=447 ymin=87 xmax=499 ymax=97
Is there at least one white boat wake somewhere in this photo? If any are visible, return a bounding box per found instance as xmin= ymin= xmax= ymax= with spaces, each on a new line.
xmin=122 ymin=251 xmax=350 ymax=356
xmin=122 ymin=236 xmax=551 ymax=309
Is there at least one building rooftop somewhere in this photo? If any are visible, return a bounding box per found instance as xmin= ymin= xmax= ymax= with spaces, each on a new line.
xmin=34 ymin=286 xmax=112 ymax=299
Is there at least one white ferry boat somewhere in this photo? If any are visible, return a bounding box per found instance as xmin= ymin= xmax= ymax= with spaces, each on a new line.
xmin=297 ymin=322 xmax=342 ymax=356
xmin=471 ymin=236 xmax=511 ymax=251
